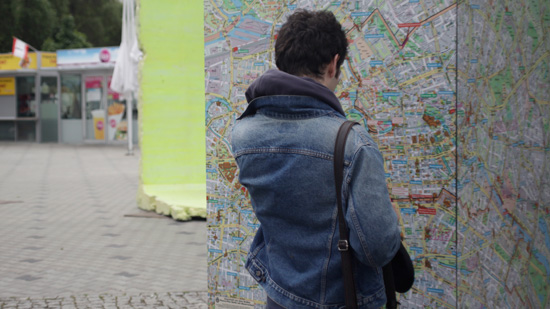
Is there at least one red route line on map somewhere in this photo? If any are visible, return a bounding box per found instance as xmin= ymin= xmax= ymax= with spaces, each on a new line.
xmin=390 ymin=188 xmax=456 ymax=204
xmin=347 ymin=3 xmax=457 ymax=50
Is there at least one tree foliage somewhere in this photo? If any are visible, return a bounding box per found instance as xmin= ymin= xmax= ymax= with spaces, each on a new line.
xmin=0 ymin=0 xmax=16 ymax=53
xmin=15 ymin=0 xmax=56 ymax=50
xmin=42 ymin=15 xmax=92 ymax=51
xmin=0 ymin=0 xmax=122 ymax=53
xmin=68 ymin=0 xmax=122 ymax=47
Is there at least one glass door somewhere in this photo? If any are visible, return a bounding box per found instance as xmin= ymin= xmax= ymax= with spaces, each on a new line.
xmin=15 ymin=75 xmax=37 ymax=141
xmin=84 ymin=75 xmax=105 ymax=141
xmin=60 ymin=74 xmax=82 ymax=143
xmin=39 ymin=75 xmax=59 ymax=142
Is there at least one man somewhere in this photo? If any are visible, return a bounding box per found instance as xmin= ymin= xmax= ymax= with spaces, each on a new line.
xmin=231 ymin=10 xmax=401 ymax=308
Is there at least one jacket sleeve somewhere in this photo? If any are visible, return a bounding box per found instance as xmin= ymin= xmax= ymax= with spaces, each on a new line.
xmin=344 ymin=142 xmax=401 ymax=268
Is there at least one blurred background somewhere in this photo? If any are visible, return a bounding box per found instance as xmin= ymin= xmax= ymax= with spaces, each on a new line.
xmin=0 ymin=0 xmax=122 ymax=53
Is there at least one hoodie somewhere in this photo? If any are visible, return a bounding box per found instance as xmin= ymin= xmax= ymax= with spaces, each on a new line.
xmin=241 ymin=69 xmax=345 ymax=118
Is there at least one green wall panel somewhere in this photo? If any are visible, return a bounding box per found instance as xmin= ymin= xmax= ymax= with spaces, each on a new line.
xmin=139 ymin=0 xmax=205 ymax=185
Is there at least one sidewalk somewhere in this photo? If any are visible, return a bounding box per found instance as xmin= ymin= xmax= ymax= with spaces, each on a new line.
xmin=0 ymin=143 xmax=207 ymax=308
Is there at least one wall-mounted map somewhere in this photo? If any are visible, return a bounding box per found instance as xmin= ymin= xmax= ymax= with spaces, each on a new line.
xmin=457 ymin=1 xmax=550 ymax=307
xmin=205 ymin=0 xmax=549 ymax=307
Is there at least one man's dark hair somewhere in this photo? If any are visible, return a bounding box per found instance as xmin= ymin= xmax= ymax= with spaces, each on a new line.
xmin=275 ymin=10 xmax=348 ymax=78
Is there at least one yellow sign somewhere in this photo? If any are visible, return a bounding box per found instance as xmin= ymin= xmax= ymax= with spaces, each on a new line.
xmin=41 ymin=52 xmax=57 ymax=68
xmin=0 ymin=77 xmax=15 ymax=96
xmin=0 ymin=53 xmax=38 ymax=71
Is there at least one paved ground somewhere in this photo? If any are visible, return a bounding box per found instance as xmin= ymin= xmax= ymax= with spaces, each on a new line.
xmin=0 ymin=143 xmax=208 ymax=308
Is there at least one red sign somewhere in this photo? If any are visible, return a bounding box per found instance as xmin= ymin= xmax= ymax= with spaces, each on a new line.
xmin=99 ymin=49 xmax=111 ymax=62
xmin=398 ymin=23 xmax=422 ymax=28
xmin=85 ymin=76 xmax=103 ymax=89
xmin=107 ymin=76 xmax=120 ymax=100
xmin=418 ymin=207 xmax=437 ymax=215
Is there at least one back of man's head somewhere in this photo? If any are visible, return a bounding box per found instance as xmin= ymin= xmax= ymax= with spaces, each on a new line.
xmin=275 ymin=10 xmax=348 ymax=79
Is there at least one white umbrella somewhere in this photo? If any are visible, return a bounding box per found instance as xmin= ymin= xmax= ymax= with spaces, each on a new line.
xmin=110 ymin=0 xmax=142 ymax=154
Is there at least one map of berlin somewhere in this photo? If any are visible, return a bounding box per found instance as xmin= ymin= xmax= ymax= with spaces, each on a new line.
xmin=205 ymin=0 xmax=549 ymax=307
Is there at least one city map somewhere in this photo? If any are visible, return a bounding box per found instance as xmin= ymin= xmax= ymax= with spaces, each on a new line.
xmin=456 ymin=0 xmax=550 ymax=307
xmin=205 ymin=0 xmax=549 ymax=307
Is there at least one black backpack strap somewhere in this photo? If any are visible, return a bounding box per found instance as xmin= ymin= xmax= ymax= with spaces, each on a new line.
xmin=334 ymin=120 xmax=359 ymax=309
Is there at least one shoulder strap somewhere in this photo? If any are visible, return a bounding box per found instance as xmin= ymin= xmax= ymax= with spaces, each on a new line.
xmin=334 ymin=121 xmax=399 ymax=309
xmin=334 ymin=120 xmax=358 ymax=309
xmin=383 ymin=263 xmax=398 ymax=308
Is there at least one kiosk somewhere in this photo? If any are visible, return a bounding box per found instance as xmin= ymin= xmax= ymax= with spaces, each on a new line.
xmin=0 ymin=52 xmax=56 ymax=142
xmin=0 ymin=47 xmax=138 ymax=144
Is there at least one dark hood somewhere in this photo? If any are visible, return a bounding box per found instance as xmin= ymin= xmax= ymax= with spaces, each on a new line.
xmin=244 ymin=69 xmax=345 ymax=116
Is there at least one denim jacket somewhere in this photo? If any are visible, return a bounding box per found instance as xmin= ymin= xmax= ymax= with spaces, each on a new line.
xmin=231 ymin=71 xmax=400 ymax=308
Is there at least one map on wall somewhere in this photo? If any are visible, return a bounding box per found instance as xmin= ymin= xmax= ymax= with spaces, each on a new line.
xmin=457 ymin=0 xmax=550 ymax=307
xmin=205 ymin=0 xmax=459 ymax=307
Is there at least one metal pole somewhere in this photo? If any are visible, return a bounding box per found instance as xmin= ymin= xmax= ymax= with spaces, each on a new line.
xmin=36 ymin=50 xmax=41 ymax=142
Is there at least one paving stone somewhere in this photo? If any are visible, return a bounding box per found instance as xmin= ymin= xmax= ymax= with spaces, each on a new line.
xmin=0 ymin=143 xmax=207 ymax=307
xmin=15 ymin=275 xmax=42 ymax=281
xmin=20 ymin=259 xmax=42 ymax=263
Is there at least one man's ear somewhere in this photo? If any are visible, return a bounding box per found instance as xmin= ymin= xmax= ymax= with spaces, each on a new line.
xmin=328 ymin=54 xmax=340 ymax=78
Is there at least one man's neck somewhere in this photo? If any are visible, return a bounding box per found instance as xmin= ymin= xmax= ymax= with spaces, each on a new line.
xmin=299 ymin=74 xmax=334 ymax=92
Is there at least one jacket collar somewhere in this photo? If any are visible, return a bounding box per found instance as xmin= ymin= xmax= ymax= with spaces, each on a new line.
xmin=241 ymin=69 xmax=345 ymax=118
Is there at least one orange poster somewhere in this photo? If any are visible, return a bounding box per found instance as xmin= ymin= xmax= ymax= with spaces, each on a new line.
xmin=0 ymin=77 xmax=15 ymax=95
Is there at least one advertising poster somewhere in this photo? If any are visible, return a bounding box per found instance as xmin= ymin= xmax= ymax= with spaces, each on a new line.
xmin=57 ymin=47 xmax=119 ymax=67
xmin=107 ymin=76 xmax=127 ymax=141
xmin=0 ymin=53 xmax=38 ymax=70
xmin=85 ymin=76 xmax=104 ymax=140
xmin=0 ymin=77 xmax=15 ymax=96
xmin=40 ymin=52 xmax=57 ymax=68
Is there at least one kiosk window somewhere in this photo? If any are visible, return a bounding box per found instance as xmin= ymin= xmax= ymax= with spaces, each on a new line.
xmin=16 ymin=76 xmax=36 ymax=118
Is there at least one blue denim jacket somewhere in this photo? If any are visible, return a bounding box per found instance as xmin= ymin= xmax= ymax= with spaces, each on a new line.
xmin=231 ymin=95 xmax=400 ymax=308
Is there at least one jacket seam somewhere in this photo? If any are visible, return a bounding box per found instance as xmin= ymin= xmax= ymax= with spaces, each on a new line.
xmin=320 ymin=206 xmax=339 ymax=304
xmin=344 ymin=145 xmax=378 ymax=267
xmin=349 ymin=197 xmax=378 ymax=267
xmin=249 ymin=241 xmax=265 ymax=258
xmin=351 ymin=126 xmax=375 ymax=147
xmin=234 ymin=147 xmax=333 ymax=161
